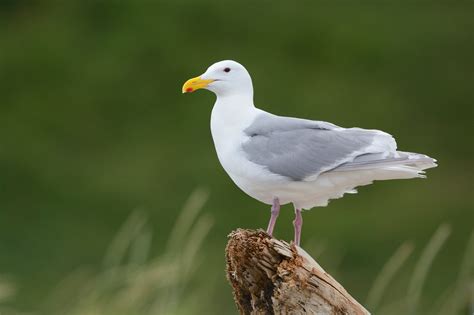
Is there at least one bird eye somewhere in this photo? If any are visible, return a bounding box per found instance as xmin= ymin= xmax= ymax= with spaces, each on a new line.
xmin=224 ymin=67 xmax=231 ymax=73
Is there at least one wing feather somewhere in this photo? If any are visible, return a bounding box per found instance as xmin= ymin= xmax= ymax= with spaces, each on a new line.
xmin=242 ymin=113 xmax=397 ymax=181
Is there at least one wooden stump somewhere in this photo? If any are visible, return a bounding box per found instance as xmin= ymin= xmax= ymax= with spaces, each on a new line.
xmin=225 ymin=229 xmax=370 ymax=315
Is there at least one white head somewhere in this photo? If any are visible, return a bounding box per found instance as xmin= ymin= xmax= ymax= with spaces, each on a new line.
xmin=182 ymin=60 xmax=253 ymax=98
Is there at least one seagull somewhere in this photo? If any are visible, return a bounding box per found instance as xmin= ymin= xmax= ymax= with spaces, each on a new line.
xmin=182 ymin=60 xmax=437 ymax=246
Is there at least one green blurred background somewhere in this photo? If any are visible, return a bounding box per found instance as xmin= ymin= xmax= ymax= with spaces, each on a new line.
xmin=0 ymin=1 xmax=473 ymax=314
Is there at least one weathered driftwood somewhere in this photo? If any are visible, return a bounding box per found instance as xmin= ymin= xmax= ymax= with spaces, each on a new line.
xmin=225 ymin=229 xmax=370 ymax=315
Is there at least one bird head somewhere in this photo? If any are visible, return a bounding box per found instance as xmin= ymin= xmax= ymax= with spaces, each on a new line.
xmin=182 ymin=60 xmax=253 ymax=98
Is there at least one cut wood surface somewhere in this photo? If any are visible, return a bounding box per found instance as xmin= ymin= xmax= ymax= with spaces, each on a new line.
xmin=225 ymin=229 xmax=370 ymax=315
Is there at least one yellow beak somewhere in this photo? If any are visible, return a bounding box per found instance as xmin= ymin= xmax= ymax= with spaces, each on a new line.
xmin=182 ymin=76 xmax=214 ymax=93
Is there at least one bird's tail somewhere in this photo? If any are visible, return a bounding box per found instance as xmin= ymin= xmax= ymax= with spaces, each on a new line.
xmin=333 ymin=151 xmax=437 ymax=175
xmin=396 ymin=151 xmax=438 ymax=171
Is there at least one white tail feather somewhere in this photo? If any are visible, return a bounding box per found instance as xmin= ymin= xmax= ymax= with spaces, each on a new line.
xmin=332 ymin=151 xmax=437 ymax=173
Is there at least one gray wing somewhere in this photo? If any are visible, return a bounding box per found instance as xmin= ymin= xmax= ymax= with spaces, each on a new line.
xmin=242 ymin=113 xmax=396 ymax=181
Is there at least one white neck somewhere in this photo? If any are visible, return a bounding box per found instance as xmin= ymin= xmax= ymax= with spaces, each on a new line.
xmin=210 ymin=94 xmax=259 ymax=156
xmin=217 ymin=93 xmax=254 ymax=107
xmin=213 ymin=94 xmax=256 ymax=125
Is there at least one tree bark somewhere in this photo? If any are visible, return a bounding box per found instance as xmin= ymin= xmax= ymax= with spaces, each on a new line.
xmin=225 ymin=229 xmax=370 ymax=315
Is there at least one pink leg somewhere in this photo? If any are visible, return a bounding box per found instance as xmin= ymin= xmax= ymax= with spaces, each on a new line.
xmin=266 ymin=198 xmax=280 ymax=236
xmin=293 ymin=207 xmax=303 ymax=246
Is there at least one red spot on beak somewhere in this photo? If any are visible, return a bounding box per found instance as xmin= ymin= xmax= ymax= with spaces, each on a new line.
xmin=186 ymin=87 xmax=194 ymax=93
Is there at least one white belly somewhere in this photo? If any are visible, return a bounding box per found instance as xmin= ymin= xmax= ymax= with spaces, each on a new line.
xmin=224 ymin=164 xmax=422 ymax=210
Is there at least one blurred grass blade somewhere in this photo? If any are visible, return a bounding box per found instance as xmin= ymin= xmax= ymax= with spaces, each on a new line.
xmin=366 ymin=241 xmax=414 ymax=310
xmin=166 ymin=187 xmax=210 ymax=253
xmin=406 ymin=224 xmax=451 ymax=314
xmin=182 ymin=214 xmax=214 ymax=276
xmin=103 ymin=210 xmax=148 ymax=269
xmin=40 ymin=189 xmax=214 ymax=315
xmin=129 ymin=226 xmax=152 ymax=267
xmin=0 ymin=276 xmax=16 ymax=304
xmin=437 ymin=230 xmax=474 ymax=315
xmin=153 ymin=190 xmax=213 ymax=315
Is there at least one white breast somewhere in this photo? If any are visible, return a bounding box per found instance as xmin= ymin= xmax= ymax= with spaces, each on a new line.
xmin=210 ymin=98 xmax=259 ymax=176
xmin=210 ymin=99 xmax=289 ymax=204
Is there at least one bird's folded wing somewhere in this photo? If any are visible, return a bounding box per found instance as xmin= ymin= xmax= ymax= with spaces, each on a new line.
xmin=242 ymin=113 xmax=397 ymax=181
